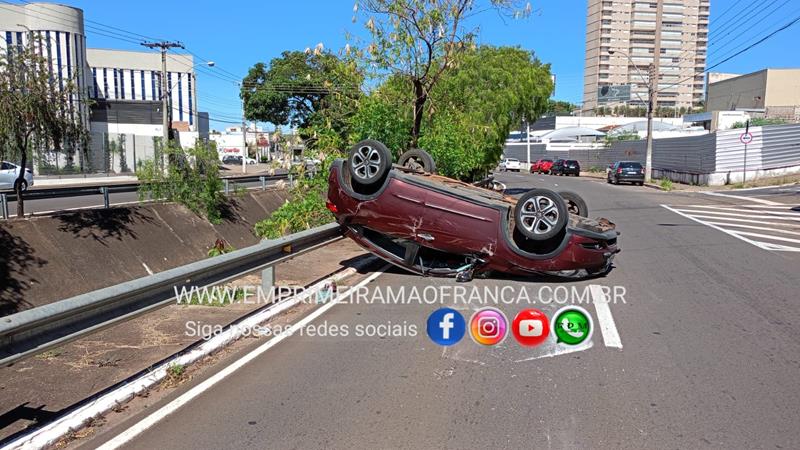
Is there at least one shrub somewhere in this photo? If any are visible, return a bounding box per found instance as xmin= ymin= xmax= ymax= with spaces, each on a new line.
xmin=137 ymin=141 xmax=226 ymax=223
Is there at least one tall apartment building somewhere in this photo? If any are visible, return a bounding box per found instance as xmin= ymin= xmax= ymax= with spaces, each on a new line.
xmin=583 ymin=0 xmax=710 ymax=114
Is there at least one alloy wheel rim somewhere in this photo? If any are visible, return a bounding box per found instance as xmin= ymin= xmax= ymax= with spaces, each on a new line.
xmin=352 ymin=145 xmax=381 ymax=180
xmin=520 ymin=196 xmax=560 ymax=234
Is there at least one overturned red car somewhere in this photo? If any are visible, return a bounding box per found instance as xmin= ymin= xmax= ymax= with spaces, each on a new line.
xmin=326 ymin=140 xmax=619 ymax=281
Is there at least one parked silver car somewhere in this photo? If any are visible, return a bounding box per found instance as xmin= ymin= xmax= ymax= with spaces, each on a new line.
xmin=0 ymin=161 xmax=33 ymax=190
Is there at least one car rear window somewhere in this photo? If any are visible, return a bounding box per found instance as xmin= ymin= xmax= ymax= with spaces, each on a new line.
xmin=566 ymin=160 xmax=578 ymax=164
xmin=620 ymin=162 xmax=642 ymax=169
xmin=507 ymin=159 xmax=519 ymax=162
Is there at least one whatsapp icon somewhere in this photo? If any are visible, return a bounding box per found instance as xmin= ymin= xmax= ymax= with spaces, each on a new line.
xmin=552 ymin=306 xmax=593 ymax=345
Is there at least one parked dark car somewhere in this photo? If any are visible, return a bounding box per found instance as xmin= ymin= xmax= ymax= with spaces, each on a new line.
xmin=551 ymin=159 xmax=580 ymax=176
xmin=608 ymin=161 xmax=645 ymax=185
xmin=326 ymin=140 xmax=619 ymax=281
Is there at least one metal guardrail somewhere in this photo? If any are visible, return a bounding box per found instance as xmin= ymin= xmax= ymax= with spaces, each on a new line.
xmin=0 ymin=222 xmax=343 ymax=367
xmin=0 ymin=174 xmax=290 ymax=219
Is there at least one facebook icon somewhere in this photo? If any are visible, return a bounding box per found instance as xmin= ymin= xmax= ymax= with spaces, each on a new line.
xmin=426 ymin=308 xmax=466 ymax=346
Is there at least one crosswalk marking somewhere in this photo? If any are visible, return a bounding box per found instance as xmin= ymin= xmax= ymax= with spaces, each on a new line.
xmin=662 ymin=202 xmax=800 ymax=252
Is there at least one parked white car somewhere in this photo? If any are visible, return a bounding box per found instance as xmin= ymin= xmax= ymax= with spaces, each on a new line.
xmin=0 ymin=161 xmax=33 ymax=190
xmin=499 ymin=158 xmax=521 ymax=172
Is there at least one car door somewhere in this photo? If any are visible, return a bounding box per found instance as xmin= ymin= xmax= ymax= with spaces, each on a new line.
xmin=0 ymin=162 xmax=13 ymax=189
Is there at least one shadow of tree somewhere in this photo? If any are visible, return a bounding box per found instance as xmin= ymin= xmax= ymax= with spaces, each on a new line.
xmin=0 ymin=228 xmax=47 ymax=316
xmin=55 ymin=208 xmax=155 ymax=246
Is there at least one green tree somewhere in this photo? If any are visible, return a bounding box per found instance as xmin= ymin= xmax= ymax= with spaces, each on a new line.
xmin=137 ymin=141 xmax=226 ymax=223
xmin=240 ymin=50 xmax=363 ymax=147
xmin=546 ymin=100 xmax=577 ymax=116
xmin=356 ymin=0 xmax=532 ymax=147
xmin=0 ymin=33 xmax=90 ymax=217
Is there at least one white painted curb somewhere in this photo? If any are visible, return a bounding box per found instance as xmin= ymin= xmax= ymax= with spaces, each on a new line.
xmin=1 ymin=260 xmax=373 ymax=450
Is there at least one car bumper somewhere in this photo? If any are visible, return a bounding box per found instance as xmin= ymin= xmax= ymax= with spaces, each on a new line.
xmin=616 ymin=174 xmax=645 ymax=182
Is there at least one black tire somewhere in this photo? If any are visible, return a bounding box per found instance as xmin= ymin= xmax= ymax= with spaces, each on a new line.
xmin=514 ymin=188 xmax=569 ymax=241
xmin=398 ymin=148 xmax=436 ymax=174
xmin=14 ymin=179 xmax=28 ymax=191
xmin=558 ymin=191 xmax=589 ymax=217
xmin=348 ymin=139 xmax=392 ymax=186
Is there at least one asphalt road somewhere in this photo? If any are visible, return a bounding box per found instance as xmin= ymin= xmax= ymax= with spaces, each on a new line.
xmin=84 ymin=172 xmax=800 ymax=449
xmin=3 ymin=177 xmax=284 ymax=216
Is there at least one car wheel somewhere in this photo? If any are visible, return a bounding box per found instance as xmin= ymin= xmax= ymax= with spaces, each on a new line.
xmin=558 ymin=191 xmax=588 ymax=217
xmin=14 ymin=179 xmax=28 ymax=191
xmin=398 ymin=148 xmax=436 ymax=174
xmin=606 ymin=178 xmax=611 ymax=184
xmin=348 ymin=139 xmax=392 ymax=186
xmin=514 ymin=188 xmax=568 ymax=241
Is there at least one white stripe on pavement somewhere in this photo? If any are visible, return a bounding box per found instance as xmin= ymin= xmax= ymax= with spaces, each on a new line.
xmin=589 ymin=285 xmax=622 ymax=349
xmin=703 ymin=222 xmax=800 ymax=236
xmin=673 ymin=210 xmax=800 ymax=222
xmin=674 ymin=205 xmax=800 ymax=216
xmin=672 ymin=214 xmax=800 ymax=226
xmin=661 ymin=205 xmax=794 ymax=251
xmin=686 ymin=204 xmax=796 ymax=210
xmin=702 ymin=191 xmax=782 ymax=205
xmin=97 ymin=267 xmax=387 ymax=450
xmin=727 ymin=230 xmax=800 ymax=245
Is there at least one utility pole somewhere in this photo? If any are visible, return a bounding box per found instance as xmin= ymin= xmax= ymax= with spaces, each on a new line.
xmin=645 ymin=63 xmax=656 ymax=183
xmin=525 ymin=118 xmax=531 ymax=172
xmin=239 ymin=83 xmax=247 ymax=174
xmin=141 ymin=41 xmax=184 ymax=153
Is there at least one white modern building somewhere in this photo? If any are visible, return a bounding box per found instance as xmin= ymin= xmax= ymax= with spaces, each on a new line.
xmin=0 ymin=2 xmax=91 ymax=124
xmin=86 ymin=48 xmax=199 ymax=132
xmin=0 ymin=2 xmax=210 ymax=173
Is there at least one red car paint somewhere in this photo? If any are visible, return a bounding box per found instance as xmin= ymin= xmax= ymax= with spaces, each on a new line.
xmin=531 ymin=159 xmax=554 ymax=174
xmin=327 ymin=160 xmax=619 ymax=278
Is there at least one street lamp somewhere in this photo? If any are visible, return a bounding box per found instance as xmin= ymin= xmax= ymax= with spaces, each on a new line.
xmin=608 ymin=49 xmax=655 ymax=183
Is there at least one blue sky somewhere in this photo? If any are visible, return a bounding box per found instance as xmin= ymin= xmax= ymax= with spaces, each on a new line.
xmin=52 ymin=0 xmax=800 ymax=130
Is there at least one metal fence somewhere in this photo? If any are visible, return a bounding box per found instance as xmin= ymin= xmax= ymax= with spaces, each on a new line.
xmin=33 ymin=132 xmax=162 ymax=176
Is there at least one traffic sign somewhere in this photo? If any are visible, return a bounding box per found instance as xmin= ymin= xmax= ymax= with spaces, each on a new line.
xmin=740 ymin=132 xmax=753 ymax=145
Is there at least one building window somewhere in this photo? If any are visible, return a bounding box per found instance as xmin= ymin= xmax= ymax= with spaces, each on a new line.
xmin=188 ymin=73 xmax=193 ymax=126
xmin=177 ymin=73 xmax=183 ymax=122
xmin=103 ymin=68 xmax=108 ymax=98
xmin=130 ymin=69 xmax=135 ymax=100
xmin=141 ymin=70 xmax=146 ymax=102
xmin=119 ymin=69 xmax=125 ymax=99
xmin=151 ymin=71 xmax=157 ymax=101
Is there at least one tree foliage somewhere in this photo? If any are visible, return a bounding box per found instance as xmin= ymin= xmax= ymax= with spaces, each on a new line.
xmin=137 ymin=141 xmax=226 ymax=224
xmin=0 ymin=34 xmax=90 ymax=217
xmin=241 ymin=50 xmax=364 ymax=147
xmin=546 ymin=100 xmax=578 ymax=116
xmin=353 ymin=45 xmax=552 ymax=179
xmin=356 ymin=0 xmax=532 ymax=146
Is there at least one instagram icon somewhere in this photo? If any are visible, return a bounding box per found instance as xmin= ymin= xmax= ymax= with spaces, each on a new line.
xmin=469 ymin=307 xmax=508 ymax=346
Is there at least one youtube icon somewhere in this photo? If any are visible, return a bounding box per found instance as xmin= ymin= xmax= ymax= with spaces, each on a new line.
xmin=512 ymin=309 xmax=550 ymax=347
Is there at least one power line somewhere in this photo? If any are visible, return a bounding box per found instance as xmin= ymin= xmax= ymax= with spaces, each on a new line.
xmin=657 ymin=12 xmax=800 ymax=94
xmin=708 ymin=0 xmax=790 ymax=54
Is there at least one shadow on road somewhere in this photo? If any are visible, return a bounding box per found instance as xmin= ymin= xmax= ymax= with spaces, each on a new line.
xmin=0 ymin=228 xmax=47 ymax=316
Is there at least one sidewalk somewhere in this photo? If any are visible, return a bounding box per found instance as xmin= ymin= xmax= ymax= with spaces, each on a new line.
xmin=34 ymin=175 xmax=139 ymax=188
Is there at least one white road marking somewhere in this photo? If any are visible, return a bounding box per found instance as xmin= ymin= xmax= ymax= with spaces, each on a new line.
xmin=702 ymin=191 xmax=782 ymax=205
xmin=141 ymin=263 xmax=153 ymax=275
xmin=674 ymin=205 xmax=800 ymax=217
xmin=662 ymin=205 xmax=800 ymax=252
xmin=513 ymin=341 xmax=593 ymax=362
xmin=686 ymin=204 xmax=796 ymax=210
xmin=589 ymin=285 xmax=623 ymax=349
xmin=97 ymin=268 xmax=387 ymax=450
xmin=686 ymin=205 xmax=800 ymax=217
xmin=672 ymin=214 xmax=800 ymax=226
xmin=728 ymin=230 xmax=800 ymax=245
xmin=673 ymin=210 xmax=800 ymax=222
xmin=703 ymin=222 xmax=800 ymax=236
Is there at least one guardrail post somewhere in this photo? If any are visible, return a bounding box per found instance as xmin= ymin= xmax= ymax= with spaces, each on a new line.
xmin=224 ymin=179 xmax=230 ymax=195
xmin=288 ymin=174 xmax=294 ymax=188
xmin=260 ymin=176 xmax=266 ymax=191
xmin=261 ymin=266 xmax=274 ymax=295
xmin=101 ymin=187 xmax=110 ymax=208
xmin=1 ymin=193 xmax=7 ymax=220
